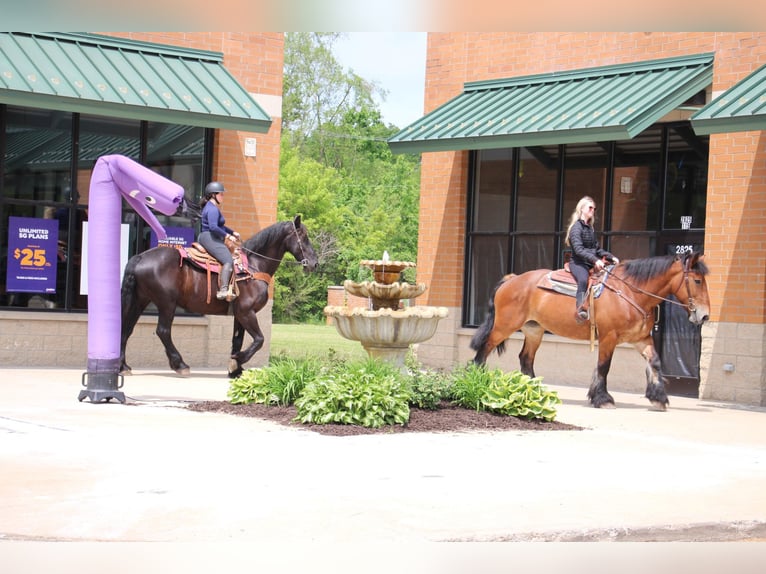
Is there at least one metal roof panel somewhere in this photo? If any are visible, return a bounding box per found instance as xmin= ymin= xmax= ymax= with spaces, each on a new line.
xmin=691 ymin=62 xmax=766 ymax=134
xmin=390 ymin=53 xmax=714 ymax=154
xmin=0 ymin=32 xmax=272 ymax=133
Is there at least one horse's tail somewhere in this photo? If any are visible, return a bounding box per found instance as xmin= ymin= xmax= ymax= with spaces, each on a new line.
xmin=470 ymin=274 xmax=514 ymax=361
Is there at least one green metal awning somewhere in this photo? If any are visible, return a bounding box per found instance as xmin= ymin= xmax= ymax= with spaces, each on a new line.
xmin=691 ymin=63 xmax=766 ymax=135
xmin=0 ymin=32 xmax=272 ymax=133
xmin=388 ymin=53 xmax=714 ymax=154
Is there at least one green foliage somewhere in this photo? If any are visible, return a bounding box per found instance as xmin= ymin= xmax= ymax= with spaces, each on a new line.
xmin=278 ymin=32 xmax=422 ymax=322
xmin=227 ymin=356 xmax=323 ymax=406
xmin=449 ymin=363 xmax=561 ymax=421
xmin=406 ymin=368 xmax=452 ymax=410
xmin=481 ymin=372 xmax=562 ymax=422
xmin=449 ymin=363 xmax=499 ymax=411
xmin=228 ymin=341 xmax=562 ymax=427
xmin=272 ymin=266 xmax=329 ymax=323
xmin=282 ymin=33 xmax=385 ymax=158
xmin=294 ymin=359 xmax=410 ymax=428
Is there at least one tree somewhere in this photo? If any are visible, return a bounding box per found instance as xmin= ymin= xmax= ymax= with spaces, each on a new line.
xmin=277 ymin=33 xmax=422 ymax=323
xmin=283 ymin=32 xmax=385 ymax=162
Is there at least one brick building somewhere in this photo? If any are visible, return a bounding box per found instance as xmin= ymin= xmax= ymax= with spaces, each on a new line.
xmin=391 ymin=33 xmax=766 ymax=406
xmin=3 ymin=32 xmax=765 ymax=407
xmin=0 ymin=32 xmax=283 ymax=371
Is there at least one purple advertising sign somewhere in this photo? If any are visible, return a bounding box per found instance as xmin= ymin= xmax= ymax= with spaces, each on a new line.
xmin=150 ymin=226 xmax=195 ymax=249
xmin=6 ymin=216 xmax=59 ymax=293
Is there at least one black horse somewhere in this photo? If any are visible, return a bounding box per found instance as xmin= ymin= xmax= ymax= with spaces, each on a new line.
xmin=120 ymin=215 xmax=318 ymax=378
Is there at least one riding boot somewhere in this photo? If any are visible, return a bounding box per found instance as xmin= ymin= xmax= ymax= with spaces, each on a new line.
xmin=575 ymin=292 xmax=588 ymax=324
xmin=217 ymin=262 xmax=235 ymax=300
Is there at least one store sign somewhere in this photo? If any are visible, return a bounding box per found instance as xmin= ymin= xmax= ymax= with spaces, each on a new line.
xmin=6 ymin=216 xmax=59 ymax=293
xmin=150 ymin=226 xmax=194 ymax=248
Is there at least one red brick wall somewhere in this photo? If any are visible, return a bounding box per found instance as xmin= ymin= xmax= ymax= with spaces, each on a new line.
xmin=420 ymin=32 xmax=766 ymax=323
xmin=705 ymin=131 xmax=766 ymax=323
xmin=106 ymin=32 xmax=283 ymax=240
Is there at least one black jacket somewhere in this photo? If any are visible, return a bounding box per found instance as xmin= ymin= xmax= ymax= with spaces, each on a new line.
xmin=569 ymin=219 xmax=615 ymax=268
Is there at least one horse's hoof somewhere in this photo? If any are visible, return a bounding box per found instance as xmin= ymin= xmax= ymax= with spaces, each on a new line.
xmin=176 ymin=368 xmax=191 ymax=377
xmin=597 ymin=402 xmax=616 ymax=409
xmin=649 ymin=401 xmax=668 ymax=411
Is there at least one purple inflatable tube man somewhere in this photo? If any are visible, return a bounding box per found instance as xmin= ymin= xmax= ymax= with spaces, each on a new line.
xmin=79 ymin=155 xmax=184 ymax=403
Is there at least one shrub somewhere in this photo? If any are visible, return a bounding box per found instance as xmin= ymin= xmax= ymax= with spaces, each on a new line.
xmin=228 ymin=352 xmax=562 ymax=427
xmin=481 ymin=371 xmax=561 ymax=422
xmin=448 ymin=363 xmax=561 ymax=421
xmin=449 ymin=363 xmax=498 ymax=411
xmin=227 ymin=356 xmax=322 ymax=406
xmin=407 ymin=368 xmax=452 ymax=410
xmin=294 ymin=358 xmax=410 ymax=428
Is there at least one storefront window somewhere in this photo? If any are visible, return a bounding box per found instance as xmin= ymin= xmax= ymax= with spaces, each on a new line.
xmin=463 ymin=122 xmax=709 ymax=327
xmin=3 ymin=108 xmax=73 ymax=204
xmin=663 ymin=125 xmax=707 ymax=231
xmin=1 ymin=105 xmax=208 ymax=311
xmin=471 ymin=149 xmax=513 ymax=231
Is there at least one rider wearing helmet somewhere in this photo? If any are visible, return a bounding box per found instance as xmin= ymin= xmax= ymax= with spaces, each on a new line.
xmin=198 ymin=181 xmax=241 ymax=300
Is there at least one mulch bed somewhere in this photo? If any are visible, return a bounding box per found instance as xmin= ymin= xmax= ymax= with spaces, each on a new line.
xmin=186 ymin=400 xmax=582 ymax=436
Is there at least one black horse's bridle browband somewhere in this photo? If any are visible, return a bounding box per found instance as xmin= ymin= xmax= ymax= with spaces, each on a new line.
xmin=236 ymin=221 xmax=310 ymax=270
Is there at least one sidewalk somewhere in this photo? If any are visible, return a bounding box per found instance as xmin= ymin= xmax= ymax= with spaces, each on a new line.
xmin=1 ymin=368 xmax=765 ymax=570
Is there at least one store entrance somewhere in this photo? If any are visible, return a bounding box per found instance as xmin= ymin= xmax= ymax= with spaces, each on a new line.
xmin=652 ymin=234 xmax=705 ymax=397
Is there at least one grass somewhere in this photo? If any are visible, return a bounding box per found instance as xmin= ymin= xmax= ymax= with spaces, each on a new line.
xmin=269 ymin=322 xmax=368 ymax=361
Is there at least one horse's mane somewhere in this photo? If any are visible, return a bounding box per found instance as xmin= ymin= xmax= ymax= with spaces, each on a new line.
xmin=618 ymin=253 xmax=709 ymax=283
xmin=242 ymin=220 xmax=291 ymax=253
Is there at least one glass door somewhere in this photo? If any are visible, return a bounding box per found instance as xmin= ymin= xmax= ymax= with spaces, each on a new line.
xmin=653 ymin=234 xmax=705 ymax=397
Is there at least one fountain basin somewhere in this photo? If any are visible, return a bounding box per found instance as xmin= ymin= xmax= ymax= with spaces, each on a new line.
xmin=343 ymin=279 xmax=427 ymax=310
xmin=359 ymin=259 xmax=415 ymax=284
xmin=324 ymin=305 xmax=449 ymax=368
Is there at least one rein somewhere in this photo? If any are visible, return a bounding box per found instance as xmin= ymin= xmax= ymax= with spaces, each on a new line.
xmin=603 ymin=260 xmax=697 ymax=322
xmin=236 ymin=221 xmax=311 ymax=269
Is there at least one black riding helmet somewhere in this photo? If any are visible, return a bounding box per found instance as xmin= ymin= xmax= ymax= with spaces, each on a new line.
xmin=205 ymin=181 xmax=225 ymax=196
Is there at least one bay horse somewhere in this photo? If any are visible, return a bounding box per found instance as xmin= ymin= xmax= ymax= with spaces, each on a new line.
xmin=470 ymin=252 xmax=710 ymax=409
xmin=120 ymin=215 xmax=318 ymax=378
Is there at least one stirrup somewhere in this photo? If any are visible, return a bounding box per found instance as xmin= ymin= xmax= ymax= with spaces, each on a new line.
xmin=216 ymin=288 xmax=230 ymax=300
xmin=575 ymin=308 xmax=588 ymax=324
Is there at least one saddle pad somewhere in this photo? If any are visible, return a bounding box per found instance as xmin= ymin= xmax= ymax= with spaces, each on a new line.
xmin=537 ymin=270 xmax=604 ymax=298
xmin=178 ymin=246 xmax=221 ymax=273
xmin=181 ymin=248 xmax=251 ymax=278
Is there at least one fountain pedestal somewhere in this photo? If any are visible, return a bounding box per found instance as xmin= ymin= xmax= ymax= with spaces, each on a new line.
xmin=324 ymin=257 xmax=448 ymax=370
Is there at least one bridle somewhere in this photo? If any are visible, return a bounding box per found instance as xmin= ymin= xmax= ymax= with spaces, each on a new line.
xmin=288 ymin=220 xmax=311 ymax=268
xmin=602 ymin=258 xmax=700 ymax=322
xmin=236 ymin=220 xmax=311 ymax=269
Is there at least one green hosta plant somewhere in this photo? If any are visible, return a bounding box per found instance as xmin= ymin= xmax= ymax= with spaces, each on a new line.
xmin=450 ymin=363 xmax=561 ymax=421
xmin=481 ymin=371 xmax=561 ymax=422
xmin=294 ymin=358 xmax=410 ymax=428
xmin=227 ymin=356 xmax=322 ymax=406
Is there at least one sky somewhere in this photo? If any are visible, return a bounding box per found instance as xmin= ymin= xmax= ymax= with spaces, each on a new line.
xmin=331 ymin=32 xmax=428 ymax=129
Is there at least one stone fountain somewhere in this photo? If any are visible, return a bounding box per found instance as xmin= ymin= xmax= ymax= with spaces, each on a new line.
xmin=324 ymin=253 xmax=448 ymax=370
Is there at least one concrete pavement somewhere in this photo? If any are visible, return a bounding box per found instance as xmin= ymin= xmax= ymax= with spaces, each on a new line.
xmin=1 ymin=367 xmax=765 ymax=571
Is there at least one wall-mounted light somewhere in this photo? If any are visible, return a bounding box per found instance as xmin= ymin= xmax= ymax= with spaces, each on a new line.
xmin=723 ymin=362 xmax=735 ymax=373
